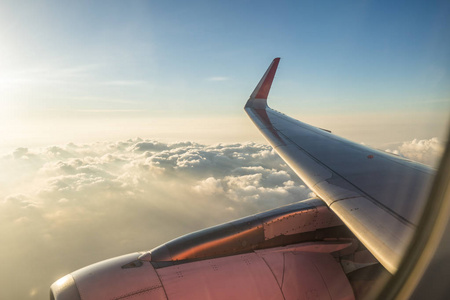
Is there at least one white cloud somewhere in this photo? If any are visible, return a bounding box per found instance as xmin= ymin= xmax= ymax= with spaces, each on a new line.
xmin=398 ymin=137 xmax=444 ymax=167
xmin=0 ymin=137 xmax=444 ymax=299
xmin=206 ymin=76 xmax=230 ymax=81
xmin=0 ymin=139 xmax=310 ymax=300
xmin=385 ymin=137 xmax=445 ymax=167
xmin=102 ymin=80 xmax=149 ymax=86
xmin=193 ymin=177 xmax=224 ymax=195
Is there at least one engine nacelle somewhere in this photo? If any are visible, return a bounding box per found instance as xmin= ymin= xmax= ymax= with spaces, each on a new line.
xmin=51 ymin=199 xmax=358 ymax=299
xmin=51 ymin=242 xmax=355 ymax=300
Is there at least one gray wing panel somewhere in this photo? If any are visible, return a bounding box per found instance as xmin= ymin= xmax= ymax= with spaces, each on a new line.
xmin=246 ymin=106 xmax=434 ymax=273
xmin=244 ymin=59 xmax=435 ymax=273
xmin=263 ymin=108 xmax=433 ymax=225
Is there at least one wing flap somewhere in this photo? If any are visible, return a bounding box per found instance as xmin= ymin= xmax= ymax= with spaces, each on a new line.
xmin=331 ymin=197 xmax=415 ymax=273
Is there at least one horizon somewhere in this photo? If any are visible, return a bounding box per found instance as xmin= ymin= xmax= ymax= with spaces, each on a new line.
xmin=1 ymin=0 xmax=449 ymax=154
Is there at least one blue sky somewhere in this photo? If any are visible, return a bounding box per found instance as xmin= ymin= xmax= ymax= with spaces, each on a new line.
xmin=0 ymin=0 xmax=449 ymax=150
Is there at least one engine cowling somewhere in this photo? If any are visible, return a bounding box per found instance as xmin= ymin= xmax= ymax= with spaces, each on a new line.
xmin=51 ymin=242 xmax=355 ymax=300
xmin=51 ymin=199 xmax=359 ymax=299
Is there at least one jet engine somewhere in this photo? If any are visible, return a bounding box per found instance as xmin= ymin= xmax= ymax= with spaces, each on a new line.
xmin=51 ymin=198 xmax=385 ymax=300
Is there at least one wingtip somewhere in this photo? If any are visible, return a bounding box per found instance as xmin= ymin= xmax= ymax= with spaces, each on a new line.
xmin=246 ymin=58 xmax=280 ymax=109
xmin=245 ymin=57 xmax=280 ymax=108
xmin=252 ymin=57 xmax=280 ymax=100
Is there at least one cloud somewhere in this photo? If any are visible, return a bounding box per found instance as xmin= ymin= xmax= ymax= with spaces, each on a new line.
xmin=206 ymin=76 xmax=230 ymax=81
xmin=0 ymin=64 xmax=101 ymax=87
xmin=102 ymin=80 xmax=149 ymax=86
xmin=0 ymin=137 xmax=444 ymax=299
xmin=385 ymin=137 xmax=444 ymax=167
xmin=74 ymin=109 xmax=144 ymax=113
xmin=0 ymin=139 xmax=310 ymax=299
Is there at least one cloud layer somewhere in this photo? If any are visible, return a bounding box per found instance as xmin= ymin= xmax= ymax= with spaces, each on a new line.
xmin=0 ymin=137 xmax=444 ymax=299
xmin=0 ymin=139 xmax=311 ymax=299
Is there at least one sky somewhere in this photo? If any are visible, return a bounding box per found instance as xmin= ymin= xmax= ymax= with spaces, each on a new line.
xmin=0 ymin=0 xmax=449 ymax=299
xmin=0 ymin=0 xmax=449 ymax=151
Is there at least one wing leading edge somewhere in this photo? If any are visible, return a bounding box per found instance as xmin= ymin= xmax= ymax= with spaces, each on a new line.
xmin=245 ymin=58 xmax=435 ymax=273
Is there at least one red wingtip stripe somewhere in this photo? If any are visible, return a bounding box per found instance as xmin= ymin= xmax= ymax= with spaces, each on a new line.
xmin=255 ymin=57 xmax=280 ymax=99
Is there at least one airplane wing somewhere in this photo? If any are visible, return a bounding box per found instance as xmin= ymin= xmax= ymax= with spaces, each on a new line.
xmin=50 ymin=58 xmax=442 ymax=300
xmin=245 ymin=58 xmax=435 ymax=273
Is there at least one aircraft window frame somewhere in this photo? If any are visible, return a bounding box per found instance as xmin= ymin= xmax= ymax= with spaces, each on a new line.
xmin=377 ymin=128 xmax=450 ymax=299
